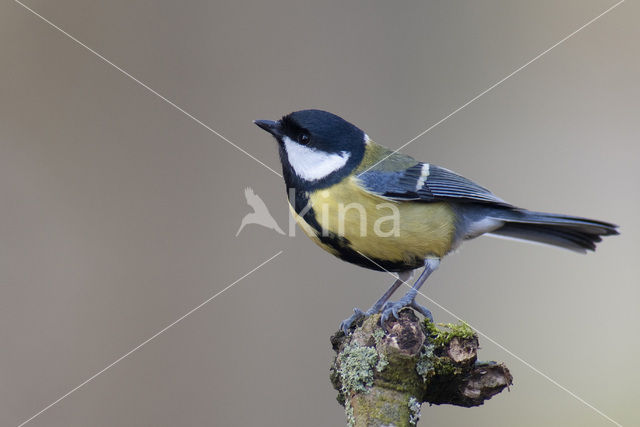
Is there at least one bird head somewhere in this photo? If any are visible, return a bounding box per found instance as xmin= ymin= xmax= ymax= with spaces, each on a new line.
xmin=254 ymin=109 xmax=367 ymax=188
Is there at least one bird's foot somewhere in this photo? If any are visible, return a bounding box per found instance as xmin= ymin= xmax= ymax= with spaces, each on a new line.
xmin=380 ymin=291 xmax=432 ymax=330
xmin=340 ymin=303 xmax=392 ymax=334
xmin=409 ymin=300 xmax=433 ymax=323
xmin=340 ymin=308 xmax=366 ymax=334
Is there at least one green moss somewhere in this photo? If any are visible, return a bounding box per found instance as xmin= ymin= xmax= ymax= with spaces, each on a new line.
xmin=338 ymin=342 xmax=379 ymax=395
xmin=375 ymin=353 xmax=424 ymax=397
xmin=351 ymin=389 xmax=415 ymax=427
xmin=424 ymin=319 xmax=474 ymax=347
xmin=420 ymin=319 xmax=474 ymax=378
xmin=408 ymin=396 xmax=421 ymax=426
xmin=364 ymin=393 xmax=390 ymax=423
xmin=432 ymin=357 xmax=457 ymax=376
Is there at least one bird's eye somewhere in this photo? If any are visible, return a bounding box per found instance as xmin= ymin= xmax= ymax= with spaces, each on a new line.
xmin=298 ymin=132 xmax=310 ymax=144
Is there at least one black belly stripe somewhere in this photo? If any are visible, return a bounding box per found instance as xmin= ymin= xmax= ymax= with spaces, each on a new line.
xmin=288 ymin=186 xmax=424 ymax=272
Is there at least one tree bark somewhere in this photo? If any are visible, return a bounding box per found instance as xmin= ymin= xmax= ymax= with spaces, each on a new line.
xmin=330 ymin=309 xmax=512 ymax=426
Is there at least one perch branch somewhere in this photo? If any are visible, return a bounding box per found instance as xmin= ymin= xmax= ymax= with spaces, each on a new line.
xmin=330 ymin=309 xmax=512 ymax=426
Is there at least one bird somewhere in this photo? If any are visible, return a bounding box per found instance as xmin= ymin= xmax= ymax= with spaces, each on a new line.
xmin=236 ymin=187 xmax=286 ymax=236
xmin=254 ymin=109 xmax=618 ymax=333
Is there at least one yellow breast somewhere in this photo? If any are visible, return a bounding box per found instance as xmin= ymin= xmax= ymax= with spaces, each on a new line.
xmin=291 ymin=176 xmax=457 ymax=267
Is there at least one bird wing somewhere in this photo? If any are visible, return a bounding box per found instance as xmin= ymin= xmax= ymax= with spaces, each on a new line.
xmin=356 ymin=150 xmax=511 ymax=207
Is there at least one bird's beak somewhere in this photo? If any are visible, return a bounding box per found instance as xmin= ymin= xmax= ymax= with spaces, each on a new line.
xmin=253 ymin=119 xmax=282 ymax=138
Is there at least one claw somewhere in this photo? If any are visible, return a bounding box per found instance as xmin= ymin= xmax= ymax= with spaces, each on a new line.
xmin=380 ymin=300 xmax=405 ymax=330
xmin=380 ymin=294 xmax=433 ymax=331
xmin=340 ymin=308 xmax=366 ymax=334
xmin=364 ymin=306 xmax=379 ymax=316
xmin=410 ymin=300 xmax=433 ymax=322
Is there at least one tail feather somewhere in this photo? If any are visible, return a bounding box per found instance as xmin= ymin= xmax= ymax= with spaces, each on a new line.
xmin=487 ymin=209 xmax=618 ymax=253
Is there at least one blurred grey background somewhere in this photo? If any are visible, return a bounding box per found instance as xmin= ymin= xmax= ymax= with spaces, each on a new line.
xmin=1 ymin=1 xmax=638 ymax=426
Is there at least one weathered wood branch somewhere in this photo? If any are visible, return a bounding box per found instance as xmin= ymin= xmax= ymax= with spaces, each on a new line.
xmin=330 ymin=309 xmax=512 ymax=426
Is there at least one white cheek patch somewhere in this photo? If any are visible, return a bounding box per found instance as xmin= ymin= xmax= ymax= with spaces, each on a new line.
xmin=283 ymin=136 xmax=350 ymax=181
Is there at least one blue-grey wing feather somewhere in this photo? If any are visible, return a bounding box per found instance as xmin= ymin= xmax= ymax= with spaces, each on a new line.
xmin=359 ymin=163 xmax=511 ymax=206
xmin=358 ymin=169 xmax=421 ymax=200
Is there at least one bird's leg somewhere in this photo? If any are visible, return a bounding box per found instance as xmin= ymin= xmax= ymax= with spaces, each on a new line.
xmin=365 ymin=271 xmax=413 ymax=315
xmin=339 ymin=272 xmax=412 ymax=334
xmin=381 ymin=258 xmax=440 ymax=328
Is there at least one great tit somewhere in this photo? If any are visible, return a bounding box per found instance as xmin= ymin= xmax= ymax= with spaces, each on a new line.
xmin=254 ymin=109 xmax=618 ymax=332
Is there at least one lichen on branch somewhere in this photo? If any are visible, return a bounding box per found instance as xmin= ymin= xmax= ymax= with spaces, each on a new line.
xmin=330 ymin=309 xmax=512 ymax=426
